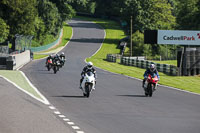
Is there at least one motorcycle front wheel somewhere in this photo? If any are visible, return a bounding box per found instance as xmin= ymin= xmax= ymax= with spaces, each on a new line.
xmin=53 ymin=66 xmax=57 ymax=74
xmin=47 ymin=64 xmax=51 ymax=71
xmin=147 ymin=83 xmax=153 ymax=97
xmin=85 ymin=84 xmax=92 ymax=98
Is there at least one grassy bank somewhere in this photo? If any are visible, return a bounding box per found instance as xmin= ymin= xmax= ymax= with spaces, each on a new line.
xmin=75 ymin=16 xmax=200 ymax=94
xmin=33 ymin=23 xmax=72 ymax=60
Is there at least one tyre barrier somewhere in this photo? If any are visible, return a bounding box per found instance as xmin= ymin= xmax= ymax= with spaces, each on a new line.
xmin=106 ymin=54 xmax=117 ymax=62
xmin=120 ymin=56 xmax=178 ymax=76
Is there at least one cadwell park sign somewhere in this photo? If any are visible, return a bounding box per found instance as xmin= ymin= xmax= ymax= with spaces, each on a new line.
xmin=144 ymin=30 xmax=200 ymax=45
xmin=144 ymin=30 xmax=200 ymax=76
xmin=158 ymin=30 xmax=200 ymax=45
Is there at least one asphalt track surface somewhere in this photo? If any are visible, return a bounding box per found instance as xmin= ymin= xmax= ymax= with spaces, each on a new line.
xmin=0 ymin=78 xmax=71 ymax=133
xmin=22 ymin=18 xmax=200 ymax=133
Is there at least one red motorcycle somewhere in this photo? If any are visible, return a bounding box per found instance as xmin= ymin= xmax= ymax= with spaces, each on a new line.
xmin=46 ymin=59 xmax=53 ymax=71
xmin=144 ymin=74 xmax=159 ymax=97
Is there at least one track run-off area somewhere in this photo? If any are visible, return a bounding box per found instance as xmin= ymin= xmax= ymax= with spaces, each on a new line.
xmin=19 ymin=18 xmax=200 ymax=133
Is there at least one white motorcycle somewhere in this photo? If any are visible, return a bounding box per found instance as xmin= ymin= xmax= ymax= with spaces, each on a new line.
xmin=81 ymin=71 xmax=96 ymax=98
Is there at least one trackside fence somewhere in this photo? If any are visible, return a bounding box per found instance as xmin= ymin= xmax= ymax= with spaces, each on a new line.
xmin=30 ymin=29 xmax=63 ymax=52
xmin=106 ymin=54 xmax=117 ymax=62
xmin=120 ymin=56 xmax=178 ymax=76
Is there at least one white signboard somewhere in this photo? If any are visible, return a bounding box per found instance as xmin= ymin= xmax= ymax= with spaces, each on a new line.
xmin=158 ymin=30 xmax=200 ymax=45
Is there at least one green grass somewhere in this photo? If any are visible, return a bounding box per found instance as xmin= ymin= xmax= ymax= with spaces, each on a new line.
xmin=76 ymin=16 xmax=200 ymax=94
xmin=151 ymin=60 xmax=177 ymax=66
xmin=0 ymin=70 xmax=43 ymax=100
xmin=45 ymin=23 xmax=72 ymax=50
xmin=33 ymin=23 xmax=72 ymax=60
xmin=33 ymin=54 xmax=48 ymax=60
xmin=32 ymin=33 xmax=59 ymax=47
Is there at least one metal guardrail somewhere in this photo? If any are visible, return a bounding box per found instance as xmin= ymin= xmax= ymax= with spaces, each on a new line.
xmin=106 ymin=54 xmax=117 ymax=62
xmin=120 ymin=57 xmax=178 ymax=76
xmin=30 ymin=29 xmax=63 ymax=52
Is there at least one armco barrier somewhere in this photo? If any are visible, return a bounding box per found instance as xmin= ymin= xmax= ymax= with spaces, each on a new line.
xmin=30 ymin=29 xmax=63 ymax=52
xmin=120 ymin=57 xmax=178 ymax=76
xmin=106 ymin=54 xmax=117 ymax=62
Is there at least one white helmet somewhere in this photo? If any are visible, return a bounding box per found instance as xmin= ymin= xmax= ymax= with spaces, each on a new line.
xmin=150 ymin=64 xmax=155 ymax=72
xmin=61 ymin=52 xmax=64 ymax=55
xmin=87 ymin=62 xmax=93 ymax=68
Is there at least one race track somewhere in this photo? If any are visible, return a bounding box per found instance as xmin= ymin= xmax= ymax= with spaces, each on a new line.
xmin=22 ymin=18 xmax=200 ymax=133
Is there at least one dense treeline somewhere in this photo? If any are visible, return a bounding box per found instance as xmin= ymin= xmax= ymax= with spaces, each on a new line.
xmin=0 ymin=0 xmax=75 ymax=47
xmin=72 ymin=0 xmax=200 ymax=31
xmin=0 ymin=0 xmax=200 ymax=58
xmin=72 ymin=0 xmax=200 ymax=59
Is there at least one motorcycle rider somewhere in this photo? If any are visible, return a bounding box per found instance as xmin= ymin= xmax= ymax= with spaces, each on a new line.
xmin=53 ymin=54 xmax=61 ymax=65
xmin=80 ymin=62 xmax=96 ymax=90
xmin=59 ymin=52 xmax=66 ymax=66
xmin=142 ymin=64 xmax=160 ymax=89
xmin=46 ymin=54 xmax=53 ymax=66
xmin=60 ymin=52 xmax=65 ymax=60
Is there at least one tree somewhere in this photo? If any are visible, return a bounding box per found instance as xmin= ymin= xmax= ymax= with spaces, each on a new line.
xmin=0 ymin=18 xmax=9 ymax=43
xmin=194 ymin=0 xmax=200 ymax=29
xmin=0 ymin=0 xmax=38 ymax=41
xmin=132 ymin=30 xmax=150 ymax=56
xmin=176 ymin=0 xmax=198 ymax=30
xmin=141 ymin=0 xmax=176 ymax=30
xmin=38 ymin=0 xmax=61 ymax=35
xmin=49 ymin=0 xmax=75 ymax=22
xmin=94 ymin=0 xmax=115 ymax=17
xmin=121 ymin=0 xmax=176 ymax=32
xmin=70 ymin=0 xmax=96 ymax=14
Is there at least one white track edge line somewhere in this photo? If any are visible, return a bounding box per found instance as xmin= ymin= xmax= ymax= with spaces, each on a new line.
xmin=0 ymin=75 xmax=49 ymax=105
xmin=20 ymin=71 xmax=50 ymax=104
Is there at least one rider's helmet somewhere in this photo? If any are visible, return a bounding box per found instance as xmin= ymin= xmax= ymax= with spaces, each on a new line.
xmin=61 ymin=52 xmax=64 ymax=55
xmin=150 ymin=64 xmax=155 ymax=72
xmin=87 ymin=62 xmax=93 ymax=69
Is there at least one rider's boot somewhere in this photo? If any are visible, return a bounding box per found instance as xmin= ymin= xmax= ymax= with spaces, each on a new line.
xmin=80 ymin=79 xmax=83 ymax=89
xmin=142 ymin=80 xmax=145 ymax=88
xmin=153 ymin=84 xmax=157 ymax=91
xmin=92 ymin=87 xmax=95 ymax=91
xmin=92 ymin=81 xmax=96 ymax=91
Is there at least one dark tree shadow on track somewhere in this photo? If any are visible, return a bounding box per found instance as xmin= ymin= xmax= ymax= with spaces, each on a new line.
xmin=70 ymin=38 xmax=119 ymax=45
xmin=116 ymin=95 xmax=146 ymax=97
xmin=37 ymin=71 xmax=55 ymax=74
xmin=52 ymin=95 xmax=85 ymax=98
xmin=37 ymin=69 xmax=48 ymax=72
xmin=70 ymin=22 xmax=103 ymax=30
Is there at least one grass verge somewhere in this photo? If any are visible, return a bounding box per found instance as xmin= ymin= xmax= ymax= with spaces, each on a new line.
xmin=33 ymin=23 xmax=72 ymax=60
xmin=76 ymin=16 xmax=200 ymax=94
xmin=0 ymin=70 xmax=42 ymax=100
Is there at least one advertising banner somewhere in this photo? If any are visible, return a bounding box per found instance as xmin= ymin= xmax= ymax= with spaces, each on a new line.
xmin=157 ymin=30 xmax=200 ymax=45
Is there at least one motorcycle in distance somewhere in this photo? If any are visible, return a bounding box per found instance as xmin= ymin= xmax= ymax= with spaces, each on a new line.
xmin=46 ymin=58 xmax=53 ymax=71
xmin=52 ymin=59 xmax=61 ymax=74
xmin=80 ymin=71 xmax=96 ymax=98
xmin=144 ymin=73 xmax=159 ymax=97
xmin=59 ymin=57 xmax=66 ymax=68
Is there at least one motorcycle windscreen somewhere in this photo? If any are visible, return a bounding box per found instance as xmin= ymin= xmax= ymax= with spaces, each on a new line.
xmin=86 ymin=71 xmax=93 ymax=76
